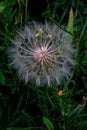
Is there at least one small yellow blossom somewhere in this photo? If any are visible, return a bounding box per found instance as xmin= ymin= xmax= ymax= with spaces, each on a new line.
xmin=39 ymin=28 xmax=43 ymax=33
xmin=57 ymin=90 xmax=63 ymax=96
xmin=35 ymin=33 xmax=40 ymax=37
xmin=48 ymin=34 xmax=52 ymax=38
xmin=35 ymin=29 xmax=43 ymax=37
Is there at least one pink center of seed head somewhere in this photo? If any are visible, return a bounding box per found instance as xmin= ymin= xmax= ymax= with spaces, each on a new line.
xmin=33 ymin=46 xmax=51 ymax=65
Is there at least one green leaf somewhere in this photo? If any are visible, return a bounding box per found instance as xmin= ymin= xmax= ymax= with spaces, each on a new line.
xmin=6 ymin=128 xmax=12 ymax=130
xmin=82 ymin=76 xmax=87 ymax=90
xmin=0 ymin=46 xmax=6 ymax=51
xmin=19 ymin=0 xmax=26 ymax=6
xmin=0 ymin=1 xmax=7 ymax=13
xmin=8 ymin=115 xmax=23 ymax=126
xmin=43 ymin=116 xmax=54 ymax=130
xmin=13 ymin=94 xmax=24 ymax=116
xmin=0 ymin=71 xmax=5 ymax=85
xmin=67 ymin=8 xmax=74 ymax=35
xmin=8 ymin=0 xmax=16 ymax=6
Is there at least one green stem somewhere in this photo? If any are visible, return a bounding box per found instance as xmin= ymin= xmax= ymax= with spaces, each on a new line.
xmin=11 ymin=127 xmax=46 ymax=130
xmin=25 ymin=0 xmax=28 ymax=25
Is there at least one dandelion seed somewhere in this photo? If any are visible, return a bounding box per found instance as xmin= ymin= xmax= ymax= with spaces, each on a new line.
xmin=8 ymin=21 xmax=76 ymax=86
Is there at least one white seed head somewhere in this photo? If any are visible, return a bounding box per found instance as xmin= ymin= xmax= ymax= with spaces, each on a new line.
xmin=8 ymin=21 xmax=76 ymax=86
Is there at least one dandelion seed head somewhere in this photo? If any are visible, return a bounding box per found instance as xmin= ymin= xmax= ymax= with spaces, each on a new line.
xmin=8 ymin=21 xmax=76 ymax=86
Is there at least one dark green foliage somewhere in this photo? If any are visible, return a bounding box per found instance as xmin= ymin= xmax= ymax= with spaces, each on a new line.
xmin=0 ymin=0 xmax=87 ymax=129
